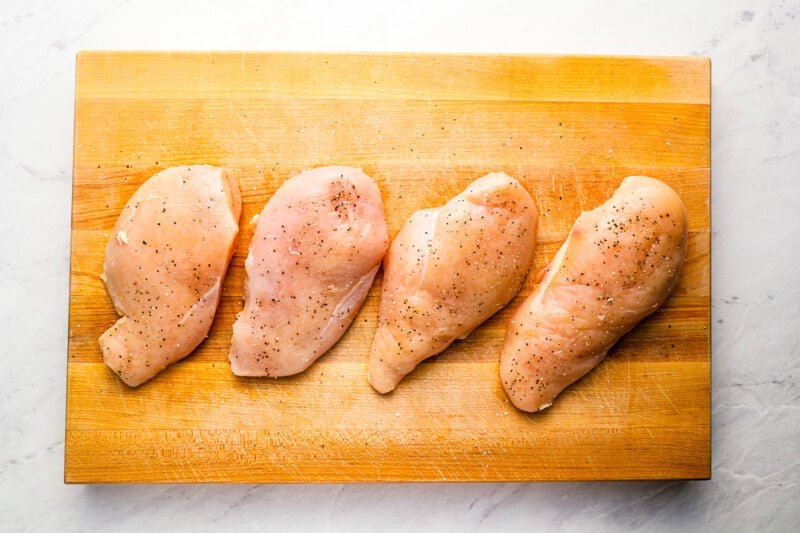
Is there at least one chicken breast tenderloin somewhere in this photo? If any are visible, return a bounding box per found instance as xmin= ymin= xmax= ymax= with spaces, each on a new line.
xmin=368 ymin=173 xmax=538 ymax=394
xmin=229 ymin=166 xmax=388 ymax=377
xmin=100 ymin=165 xmax=242 ymax=387
xmin=501 ymin=176 xmax=688 ymax=412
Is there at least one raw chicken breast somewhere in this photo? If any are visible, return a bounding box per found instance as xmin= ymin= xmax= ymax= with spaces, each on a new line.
xmin=100 ymin=165 xmax=242 ymax=386
xmin=368 ymin=173 xmax=538 ymax=393
xmin=501 ymin=176 xmax=688 ymax=412
xmin=229 ymin=166 xmax=388 ymax=377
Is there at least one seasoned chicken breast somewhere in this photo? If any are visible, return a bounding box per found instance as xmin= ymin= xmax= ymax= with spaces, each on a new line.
xmin=501 ymin=176 xmax=688 ymax=412
xmin=100 ymin=165 xmax=242 ymax=386
xmin=368 ymin=173 xmax=538 ymax=393
xmin=229 ymin=166 xmax=388 ymax=377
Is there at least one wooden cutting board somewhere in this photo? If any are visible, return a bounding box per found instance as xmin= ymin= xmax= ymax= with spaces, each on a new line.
xmin=66 ymin=52 xmax=710 ymax=483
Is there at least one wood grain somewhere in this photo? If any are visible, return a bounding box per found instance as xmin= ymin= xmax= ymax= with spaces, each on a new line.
xmin=66 ymin=52 xmax=710 ymax=482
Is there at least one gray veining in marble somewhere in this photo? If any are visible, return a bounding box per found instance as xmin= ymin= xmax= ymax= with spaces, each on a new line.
xmin=1 ymin=0 xmax=798 ymax=531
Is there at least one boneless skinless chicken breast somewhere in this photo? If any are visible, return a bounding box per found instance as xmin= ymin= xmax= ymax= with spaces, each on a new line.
xmin=501 ymin=176 xmax=688 ymax=412
xmin=368 ymin=173 xmax=538 ymax=393
xmin=100 ymin=166 xmax=242 ymax=386
xmin=229 ymin=166 xmax=388 ymax=377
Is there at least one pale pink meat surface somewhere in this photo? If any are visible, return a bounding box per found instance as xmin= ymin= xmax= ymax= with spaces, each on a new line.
xmin=229 ymin=166 xmax=388 ymax=377
xmin=501 ymin=176 xmax=688 ymax=412
xmin=368 ymin=173 xmax=538 ymax=393
xmin=100 ymin=165 xmax=242 ymax=387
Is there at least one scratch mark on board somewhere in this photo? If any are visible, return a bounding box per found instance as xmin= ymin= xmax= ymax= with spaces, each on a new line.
xmin=341 ymin=108 xmax=364 ymax=153
xmin=653 ymin=379 xmax=679 ymax=414
xmin=572 ymin=173 xmax=585 ymax=212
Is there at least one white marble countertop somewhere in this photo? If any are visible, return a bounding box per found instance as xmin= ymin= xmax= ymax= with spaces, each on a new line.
xmin=2 ymin=0 xmax=798 ymax=531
